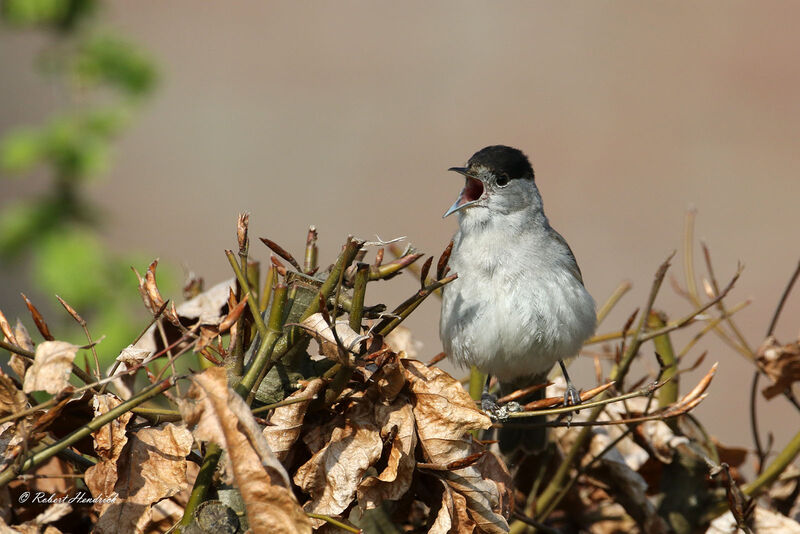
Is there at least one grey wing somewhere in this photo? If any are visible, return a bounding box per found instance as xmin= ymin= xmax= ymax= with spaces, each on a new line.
xmin=549 ymin=228 xmax=584 ymax=285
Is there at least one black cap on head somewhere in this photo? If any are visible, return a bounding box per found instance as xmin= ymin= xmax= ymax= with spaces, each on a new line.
xmin=468 ymin=145 xmax=534 ymax=181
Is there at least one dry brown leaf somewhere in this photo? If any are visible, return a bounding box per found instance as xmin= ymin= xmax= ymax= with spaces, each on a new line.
xmin=583 ymin=427 xmax=668 ymax=534
xmin=0 ymin=370 xmax=26 ymax=418
xmin=294 ymin=401 xmax=383 ymax=522
xmin=10 ymin=321 xmax=34 ymax=382
xmin=0 ymin=502 xmax=70 ymax=534
xmin=0 ymin=308 xmax=17 ymax=345
xmin=402 ymin=359 xmax=491 ymax=462
xmin=178 ymin=367 xmax=311 ymax=534
xmin=13 ymin=321 xmax=35 ymax=352
xmin=401 ymin=359 xmax=507 ymax=532
xmin=0 ymin=421 xmax=23 ymax=472
xmin=375 ymin=356 xmax=406 ymax=401
xmin=429 ymin=478 xmax=478 ymax=534
xmin=93 ymin=423 xmax=192 ymax=534
xmin=263 ymin=378 xmax=325 ymax=462
xmin=115 ymin=346 xmax=151 ymax=368
xmin=145 ymin=460 xmax=199 ymax=533
xmin=757 ymin=336 xmax=800 ymax=399
xmin=301 ymin=313 xmax=367 ymax=362
xmin=176 ymin=277 xmax=237 ymax=324
xmin=22 ymin=342 xmax=78 ymax=395
xmin=84 ymin=393 xmax=135 ymax=510
xmin=357 ymin=398 xmax=417 ymax=512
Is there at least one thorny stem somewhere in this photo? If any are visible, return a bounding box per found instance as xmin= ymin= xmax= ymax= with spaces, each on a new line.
xmin=676 ymin=300 xmax=750 ymax=359
xmin=682 ymin=212 xmax=750 ymax=359
xmin=742 ymin=429 xmax=800 ymax=499
xmin=0 ymin=378 xmax=174 ymax=488
xmin=701 ymin=244 xmax=754 ymax=356
xmin=250 ymin=394 xmax=317 ymax=415
xmin=272 ymin=237 xmax=363 ymax=361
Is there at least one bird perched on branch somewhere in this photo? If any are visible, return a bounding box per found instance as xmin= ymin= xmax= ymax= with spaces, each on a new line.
xmin=439 ymin=145 xmax=596 ymax=455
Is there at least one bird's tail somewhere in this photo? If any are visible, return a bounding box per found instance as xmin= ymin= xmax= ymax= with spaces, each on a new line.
xmin=497 ymin=374 xmax=549 ymax=459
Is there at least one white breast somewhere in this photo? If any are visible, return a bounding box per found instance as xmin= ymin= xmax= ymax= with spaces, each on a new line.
xmin=439 ymin=223 xmax=596 ymax=382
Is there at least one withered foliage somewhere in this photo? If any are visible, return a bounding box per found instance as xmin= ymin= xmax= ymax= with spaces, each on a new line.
xmin=0 ymin=216 xmax=799 ymax=533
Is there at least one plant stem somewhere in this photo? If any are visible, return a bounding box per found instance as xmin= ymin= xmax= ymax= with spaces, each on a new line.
xmin=175 ymin=443 xmax=223 ymax=531
xmin=0 ymin=378 xmax=173 ymax=488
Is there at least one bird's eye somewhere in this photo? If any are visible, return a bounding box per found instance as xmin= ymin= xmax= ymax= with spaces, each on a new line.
xmin=496 ymin=174 xmax=510 ymax=187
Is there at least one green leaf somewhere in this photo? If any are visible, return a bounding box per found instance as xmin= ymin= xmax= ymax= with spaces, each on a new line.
xmin=2 ymin=0 xmax=97 ymax=30
xmin=0 ymin=200 xmax=60 ymax=258
xmin=33 ymin=229 xmax=109 ymax=308
xmin=72 ymin=34 xmax=158 ymax=97
xmin=43 ymin=115 xmax=111 ymax=179
xmin=0 ymin=129 xmax=44 ymax=174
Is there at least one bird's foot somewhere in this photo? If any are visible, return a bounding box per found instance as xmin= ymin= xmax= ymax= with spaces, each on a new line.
xmin=481 ymin=391 xmax=500 ymax=414
xmin=481 ymin=393 xmax=522 ymax=421
xmin=563 ymin=383 xmax=582 ymax=408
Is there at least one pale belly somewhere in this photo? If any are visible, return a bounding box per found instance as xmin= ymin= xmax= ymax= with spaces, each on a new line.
xmin=439 ymin=257 xmax=596 ymax=381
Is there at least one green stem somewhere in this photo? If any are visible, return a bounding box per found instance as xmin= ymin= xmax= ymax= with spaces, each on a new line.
xmin=0 ymin=378 xmax=173 ymax=488
xmin=647 ymin=311 xmax=679 ymax=407
xmin=270 ymin=237 xmax=363 ymax=362
xmin=743 ymin=429 xmax=800 ymax=498
xmin=176 ymin=442 xmax=223 ymax=531
xmin=534 ymin=255 xmax=672 ymax=519
xmin=349 ymin=263 xmax=369 ymax=331
xmin=375 ymin=274 xmax=457 ymax=337
xmin=226 ymin=250 xmax=267 ymax=338
xmin=239 ymin=284 xmax=287 ymax=401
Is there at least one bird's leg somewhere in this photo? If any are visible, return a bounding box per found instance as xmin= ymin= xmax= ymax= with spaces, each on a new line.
xmin=480 ymin=374 xmax=522 ymax=420
xmin=480 ymin=374 xmax=499 ymax=413
xmin=558 ymin=360 xmax=582 ymax=407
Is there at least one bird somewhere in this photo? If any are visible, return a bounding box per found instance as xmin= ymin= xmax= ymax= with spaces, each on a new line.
xmin=438 ymin=145 xmax=596 ymax=455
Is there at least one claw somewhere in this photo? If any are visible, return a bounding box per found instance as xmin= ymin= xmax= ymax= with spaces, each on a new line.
xmin=559 ymin=359 xmax=582 ymax=416
xmin=564 ymin=384 xmax=582 ymax=407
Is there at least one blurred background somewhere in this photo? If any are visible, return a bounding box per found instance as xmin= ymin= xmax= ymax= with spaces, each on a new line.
xmin=1 ymin=2 xmax=799 ymax=457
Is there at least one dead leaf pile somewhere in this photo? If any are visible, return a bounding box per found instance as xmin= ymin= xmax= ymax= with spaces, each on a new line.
xmin=264 ymin=349 xmax=511 ymax=533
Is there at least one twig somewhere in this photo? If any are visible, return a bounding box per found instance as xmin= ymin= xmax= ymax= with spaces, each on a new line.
xmin=226 ymin=250 xmax=267 ymax=338
xmin=535 ymin=254 xmax=673 ymax=519
xmin=0 ymin=378 xmax=175 ymax=487
xmin=596 ymin=281 xmax=632 ymax=326
xmin=766 ymin=258 xmax=800 ymax=337
xmin=101 ymin=301 xmax=168 ymax=393
xmin=751 ymin=257 xmax=800 ymax=473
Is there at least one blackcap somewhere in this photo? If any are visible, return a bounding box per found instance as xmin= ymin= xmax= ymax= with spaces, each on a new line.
xmin=439 ymin=145 xmax=596 ymax=454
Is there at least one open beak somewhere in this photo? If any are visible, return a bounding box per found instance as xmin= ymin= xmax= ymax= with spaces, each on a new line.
xmin=443 ymin=167 xmax=485 ymax=218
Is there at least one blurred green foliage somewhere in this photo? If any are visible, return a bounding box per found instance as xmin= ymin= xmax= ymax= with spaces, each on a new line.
xmin=1 ymin=0 xmax=174 ymax=362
